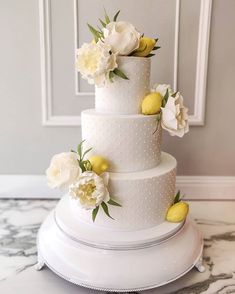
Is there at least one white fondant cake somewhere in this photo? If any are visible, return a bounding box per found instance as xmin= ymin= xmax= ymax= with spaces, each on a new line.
xmin=82 ymin=109 xmax=162 ymax=172
xmin=70 ymin=152 xmax=176 ymax=231
xmin=39 ymin=14 xmax=200 ymax=292
xmin=95 ymin=56 xmax=150 ymax=114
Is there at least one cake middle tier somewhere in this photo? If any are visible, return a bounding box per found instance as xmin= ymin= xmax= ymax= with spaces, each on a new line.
xmin=82 ymin=109 xmax=162 ymax=172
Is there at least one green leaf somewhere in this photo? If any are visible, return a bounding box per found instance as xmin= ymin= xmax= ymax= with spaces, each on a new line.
xmin=172 ymin=91 xmax=178 ymax=98
xmin=81 ymin=147 xmax=92 ymax=160
xmin=113 ymin=10 xmax=120 ymax=22
xmin=109 ymin=71 xmax=115 ymax=82
xmin=101 ymin=202 xmax=114 ymax=220
xmin=84 ymin=160 xmax=92 ymax=171
xmin=145 ymin=53 xmax=155 ymax=58
xmin=92 ymin=206 xmax=99 ymax=222
xmin=162 ymin=89 xmax=169 ymax=107
xmin=152 ymin=46 xmax=161 ymax=51
xmin=104 ymin=8 xmax=110 ymax=24
xmin=156 ymin=112 xmax=162 ymax=121
xmin=152 ymin=116 xmax=161 ymax=135
xmin=70 ymin=149 xmax=77 ymax=153
xmin=141 ymin=33 xmax=144 ymax=38
xmin=78 ymin=160 xmax=86 ymax=173
xmin=154 ymin=38 xmax=159 ymax=42
xmin=87 ymin=23 xmax=101 ymax=42
xmin=174 ymin=190 xmax=181 ymax=204
xmin=99 ymin=18 xmax=106 ymax=28
xmin=107 ymin=198 xmax=122 ymax=207
xmin=113 ymin=68 xmax=129 ymax=80
xmin=77 ymin=140 xmax=85 ymax=157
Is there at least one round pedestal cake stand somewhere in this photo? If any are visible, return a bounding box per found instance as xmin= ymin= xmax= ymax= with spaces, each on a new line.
xmin=36 ymin=199 xmax=205 ymax=292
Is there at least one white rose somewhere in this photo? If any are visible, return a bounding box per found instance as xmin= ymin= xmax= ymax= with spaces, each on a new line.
xmin=152 ymin=84 xmax=173 ymax=97
xmin=103 ymin=21 xmax=141 ymax=55
xmin=161 ymin=92 xmax=189 ymax=137
xmin=69 ymin=171 xmax=110 ymax=210
xmin=46 ymin=152 xmax=80 ymax=189
xmin=76 ymin=41 xmax=117 ymax=87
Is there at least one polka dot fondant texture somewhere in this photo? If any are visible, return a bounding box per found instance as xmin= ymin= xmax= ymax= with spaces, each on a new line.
xmin=82 ymin=110 xmax=162 ymax=172
xmin=95 ymin=56 xmax=151 ymax=114
xmin=70 ymin=152 xmax=177 ymax=231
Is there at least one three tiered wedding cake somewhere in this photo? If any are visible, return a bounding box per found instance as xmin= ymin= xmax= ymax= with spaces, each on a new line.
xmin=37 ymin=10 xmax=204 ymax=291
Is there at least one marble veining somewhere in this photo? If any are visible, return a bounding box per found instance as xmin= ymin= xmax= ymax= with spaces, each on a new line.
xmin=0 ymin=199 xmax=235 ymax=294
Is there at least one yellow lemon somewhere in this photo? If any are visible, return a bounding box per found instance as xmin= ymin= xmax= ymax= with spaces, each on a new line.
xmin=166 ymin=202 xmax=189 ymax=223
xmin=89 ymin=155 xmax=109 ymax=175
xmin=141 ymin=92 xmax=163 ymax=115
xmin=133 ymin=37 xmax=156 ymax=57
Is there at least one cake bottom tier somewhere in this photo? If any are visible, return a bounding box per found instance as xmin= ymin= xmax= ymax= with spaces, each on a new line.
xmin=70 ymin=152 xmax=176 ymax=231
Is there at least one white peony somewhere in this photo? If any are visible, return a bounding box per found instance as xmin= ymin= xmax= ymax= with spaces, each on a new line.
xmin=69 ymin=171 xmax=110 ymax=210
xmin=161 ymin=92 xmax=189 ymax=137
xmin=152 ymin=84 xmax=173 ymax=97
xmin=102 ymin=21 xmax=141 ymax=55
xmin=76 ymin=41 xmax=117 ymax=87
xmin=46 ymin=152 xmax=80 ymax=189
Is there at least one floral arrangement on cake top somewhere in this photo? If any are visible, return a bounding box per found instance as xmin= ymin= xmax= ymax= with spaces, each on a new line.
xmin=142 ymin=84 xmax=189 ymax=137
xmin=46 ymin=141 xmax=121 ymax=222
xmin=76 ymin=9 xmax=160 ymax=86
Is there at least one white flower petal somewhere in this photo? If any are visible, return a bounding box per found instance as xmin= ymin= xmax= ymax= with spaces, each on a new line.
xmin=69 ymin=171 xmax=110 ymax=210
xmin=102 ymin=21 xmax=140 ymax=55
xmin=46 ymin=152 xmax=80 ymax=190
xmin=76 ymin=42 xmax=117 ymax=87
xmin=160 ymin=92 xmax=189 ymax=137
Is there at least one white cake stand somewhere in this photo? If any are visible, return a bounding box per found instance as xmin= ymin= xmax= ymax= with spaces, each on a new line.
xmin=36 ymin=196 xmax=204 ymax=292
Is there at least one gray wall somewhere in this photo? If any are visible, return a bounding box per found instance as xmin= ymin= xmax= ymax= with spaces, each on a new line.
xmin=0 ymin=0 xmax=235 ymax=176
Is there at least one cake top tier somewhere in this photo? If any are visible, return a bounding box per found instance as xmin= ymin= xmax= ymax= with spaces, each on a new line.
xmin=95 ymin=56 xmax=150 ymax=114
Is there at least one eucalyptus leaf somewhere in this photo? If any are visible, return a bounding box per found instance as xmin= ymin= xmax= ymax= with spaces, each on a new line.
xmin=113 ymin=10 xmax=120 ymax=22
xmin=92 ymin=206 xmax=99 ymax=222
xmin=101 ymin=202 xmax=114 ymax=220
xmin=174 ymin=190 xmax=181 ymax=204
xmin=108 ymin=199 xmax=122 ymax=207
xmin=113 ymin=68 xmax=129 ymax=80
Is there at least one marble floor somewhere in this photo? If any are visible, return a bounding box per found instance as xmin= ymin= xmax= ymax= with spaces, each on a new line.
xmin=0 ymin=199 xmax=235 ymax=294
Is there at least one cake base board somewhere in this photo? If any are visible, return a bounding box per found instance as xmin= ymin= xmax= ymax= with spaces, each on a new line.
xmin=36 ymin=210 xmax=204 ymax=291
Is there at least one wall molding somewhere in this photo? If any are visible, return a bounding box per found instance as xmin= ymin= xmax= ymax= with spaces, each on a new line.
xmin=40 ymin=0 xmax=212 ymax=126
xmin=174 ymin=0 xmax=212 ymax=126
xmin=39 ymin=0 xmax=83 ymax=126
xmin=74 ymin=0 xmax=94 ymax=97
xmin=1 ymin=175 xmax=235 ymax=200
